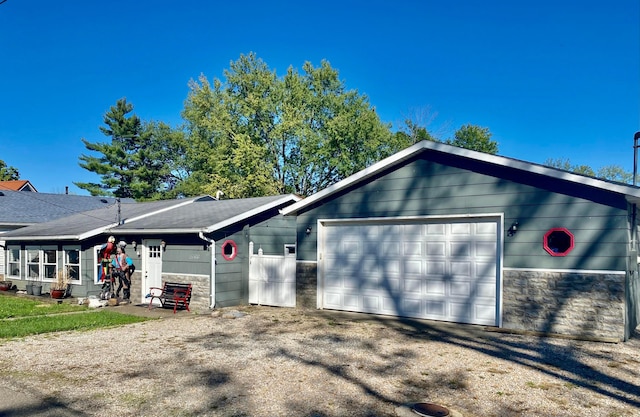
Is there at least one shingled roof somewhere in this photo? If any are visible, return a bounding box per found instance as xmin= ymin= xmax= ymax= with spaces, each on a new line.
xmin=0 ymin=190 xmax=128 ymax=227
xmin=0 ymin=180 xmax=37 ymax=192
xmin=2 ymin=194 xmax=300 ymax=241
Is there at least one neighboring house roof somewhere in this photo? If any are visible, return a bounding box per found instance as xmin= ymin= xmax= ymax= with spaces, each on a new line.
xmin=0 ymin=180 xmax=37 ymax=192
xmin=2 ymin=194 xmax=300 ymax=241
xmin=282 ymin=140 xmax=640 ymax=215
xmin=0 ymin=190 xmax=127 ymax=228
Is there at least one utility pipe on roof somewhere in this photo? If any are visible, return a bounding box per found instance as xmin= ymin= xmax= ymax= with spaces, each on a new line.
xmin=199 ymin=231 xmax=216 ymax=309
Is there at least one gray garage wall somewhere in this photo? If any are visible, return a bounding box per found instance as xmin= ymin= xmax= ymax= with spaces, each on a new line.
xmin=296 ymin=155 xmax=629 ymax=272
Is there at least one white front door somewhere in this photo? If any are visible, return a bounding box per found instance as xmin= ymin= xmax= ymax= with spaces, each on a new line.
xmin=142 ymin=239 xmax=163 ymax=304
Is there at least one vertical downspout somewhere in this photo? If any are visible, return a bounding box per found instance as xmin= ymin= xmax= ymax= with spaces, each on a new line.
xmin=199 ymin=232 xmax=216 ymax=309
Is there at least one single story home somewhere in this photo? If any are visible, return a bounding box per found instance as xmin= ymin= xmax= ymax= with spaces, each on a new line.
xmin=0 ymin=189 xmax=124 ymax=279
xmin=2 ymin=194 xmax=299 ymax=311
xmin=283 ymin=140 xmax=640 ymax=342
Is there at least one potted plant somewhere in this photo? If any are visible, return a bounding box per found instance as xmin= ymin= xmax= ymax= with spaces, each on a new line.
xmin=29 ymin=273 xmax=43 ymax=296
xmin=25 ymin=280 xmax=33 ymax=295
xmin=51 ymin=268 xmax=71 ymax=299
xmin=0 ymin=276 xmax=12 ymax=291
xmin=32 ymin=280 xmax=43 ymax=296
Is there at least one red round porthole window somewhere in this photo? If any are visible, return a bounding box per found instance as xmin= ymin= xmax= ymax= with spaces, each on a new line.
xmin=543 ymin=227 xmax=574 ymax=257
xmin=221 ymin=240 xmax=238 ymax=261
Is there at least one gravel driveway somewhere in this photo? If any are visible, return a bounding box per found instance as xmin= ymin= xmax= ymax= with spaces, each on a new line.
xmin=0 ymin=305 xmax=639 ymax=417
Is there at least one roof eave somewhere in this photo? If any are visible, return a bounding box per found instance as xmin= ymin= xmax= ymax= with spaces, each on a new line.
xmin=282 ymin=141 xmax=640 ymax=214
xmin=110 ymin=228 xmax=205 ymax=234
xmin=205 ymin=194 xmax=300 ymax=233
xmin=0 ymin=222 xmax=34 ymax=228
xmin=3 ymin=235 xmax=81 ymax=241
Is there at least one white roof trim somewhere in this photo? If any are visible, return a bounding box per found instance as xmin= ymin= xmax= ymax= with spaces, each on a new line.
xmin=78 ymin=222 xmax=121 ymax=240
xmin=282 ymin=140 xmax=640 ymax=215
xmin=78 ymin=198 xmax=200 ymax=240
xmin=118 ymin=198 xmax=198 ymax=225
xmin=281 ymin=142 xmax=423 ymax=215
xmin=111 ymin=228 xmax=204 ymax=234
xmin=204 ymin=194 xmax=300 ymax=233
xmin=4 ymin=235 xmax=82 ymax=241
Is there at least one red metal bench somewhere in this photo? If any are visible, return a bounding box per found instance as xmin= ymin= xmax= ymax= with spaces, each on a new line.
xmin=148 ymin=282 xmax=192 ymax=313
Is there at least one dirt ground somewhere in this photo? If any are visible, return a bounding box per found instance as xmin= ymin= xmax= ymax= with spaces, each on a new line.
xmin=0 ymin=304 xmax=639 ymax=417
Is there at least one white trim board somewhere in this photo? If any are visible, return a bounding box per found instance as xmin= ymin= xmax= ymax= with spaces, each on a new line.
xmin=504 ymin=267 xmax=626 ymax=275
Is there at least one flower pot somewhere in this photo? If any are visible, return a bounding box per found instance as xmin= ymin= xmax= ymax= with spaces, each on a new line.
xmin=50 ymin=289 xmax=66 ymax=299
xmin=0 ymin=281 xmax=12 ymax=291
xmin=26 ymin=284 xmax=34 ymax=295
xmin=32 ymin=285 xmax=42 ymax=296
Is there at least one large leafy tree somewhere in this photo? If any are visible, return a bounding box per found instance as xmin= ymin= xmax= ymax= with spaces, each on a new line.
xmin=144 ymin=121 xmax=190 ymax=199
xmin=76 ymin=99 xmax=184 ymax=200
xmin=182 ymin=53 xmax=397 ymax=197
xmin=0 ymin=159 xmax=19 ymax=180
xmin=544 ymin=158 xmax=634 ymax=183
xmin=447 ymin=124 xmax=498 ymax=154
xmin=392 ymin=119 xmax=437 ymax=149
xmin=392 ymin=118 xmax=498 ymax=155
xmin=181 ymin=54 xmax=281 ymax=198
xmin=596 ymin=165 xmax=633 ymax=184
xmin=544 ymin=158 xmax=596 ymax=177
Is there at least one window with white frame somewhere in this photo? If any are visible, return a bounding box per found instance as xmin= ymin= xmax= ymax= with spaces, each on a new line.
xmin=26 ymin=247 xmax=40 ymax=279
xmin=94 ymin=244 xmax=105 ymax=284
xmin=7 ymin=246 xmax=21 ymax=278
xmin=63 ymin=246 xmax=81 ymax=283
xmin=26 ymin=246 xmax=58 ymax=281
xmin=42 ymin=248 xmax=57 ymax=281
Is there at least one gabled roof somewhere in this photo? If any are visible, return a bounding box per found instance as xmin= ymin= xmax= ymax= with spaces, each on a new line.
xmin=1 ymin=196 xmax=210 ymax=240
xmin=2 ymin=194 xmax=300 ymax=241
xmin=0 ymin=180 xmax=37 ymax=192
xmin=115 ymin=195 xmax=300 ymax=234
xmin=281 ymin=140 xmax=640 ymax=215
xmin=0 ymin=190 xmax=127 ymax=227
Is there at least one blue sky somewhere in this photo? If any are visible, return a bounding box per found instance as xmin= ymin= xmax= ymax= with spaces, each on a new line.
xmin=0 ymin=0 xmax=638 ymax=195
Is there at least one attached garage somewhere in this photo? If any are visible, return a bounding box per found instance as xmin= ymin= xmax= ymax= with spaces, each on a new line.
xmin=284 ymin=140 xmax=640 ymax=341
xmin=319 ymin=217 xmax=500 ymax=326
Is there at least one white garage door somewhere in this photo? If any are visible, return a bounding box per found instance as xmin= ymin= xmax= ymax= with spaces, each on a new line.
xmin=322 ymin=219 xmax=499 ymax=326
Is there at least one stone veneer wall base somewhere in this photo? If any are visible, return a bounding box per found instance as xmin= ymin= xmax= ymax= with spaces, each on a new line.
xmin=502 ymin=270 xmax=625 ymax=341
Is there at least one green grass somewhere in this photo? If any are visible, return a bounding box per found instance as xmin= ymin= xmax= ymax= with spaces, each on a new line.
xmin=0 ymin=294 xmax=151 ymax=339
xmin=0 ymin=294 xmax=87 ymax=318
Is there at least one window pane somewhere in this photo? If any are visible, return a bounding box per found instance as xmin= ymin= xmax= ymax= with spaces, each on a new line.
xmin=44 ymin=265 xmax=56 ymax=279
xmin=8 ymin=248 xmax=20 ymax=277
xmin=66 ymin=249 xmax=80 ymax=265
xmin=68 ymin=265 xmax=79 ymax=280
xmin=8 ymin=262 xmax=20 ymax=276
xmin=27 ymin=249 xmax=39 ymax=263
xmin=28 ymin=264 xmax=39 ymax=279
xmin=9 ymin=248 xmax=20 ymax=262
xmin=44 ymin=249 xmax=56 ymax=264
xmin=64 ymin=248 xmax=80 ymax=283
xmin=42 ymin=249 xmax=57 ymax=281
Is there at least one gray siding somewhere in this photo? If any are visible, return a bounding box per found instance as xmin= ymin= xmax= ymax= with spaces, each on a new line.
xmin=296 ymin=157 xmax=629 ymax=272
xmin=249 ymin=215 xmax=297 ymax=255
xmin=211 ymin=215 xmax=296 ymax=308
xmin=162 ymin=244 xmax=211 ymax=276
xmin=4 ymin=242 xmax=111 ymax=296
xmin=212 ymin=228 xmax=248 ymax=307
